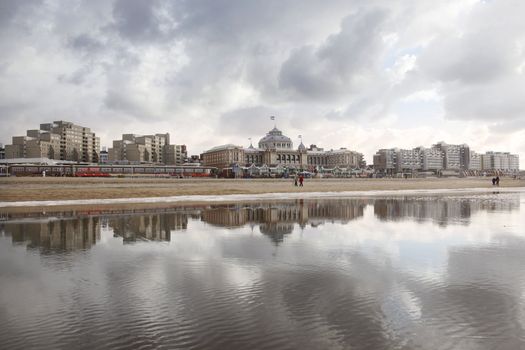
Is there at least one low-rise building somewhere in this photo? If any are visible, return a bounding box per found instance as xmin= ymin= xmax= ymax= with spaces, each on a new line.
xmin=201 ymin=144 xmax=245 ymax=169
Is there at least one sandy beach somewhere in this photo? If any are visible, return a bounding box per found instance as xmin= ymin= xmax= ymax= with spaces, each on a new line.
xmin=1 ymin=177 xmax=524 ymax=203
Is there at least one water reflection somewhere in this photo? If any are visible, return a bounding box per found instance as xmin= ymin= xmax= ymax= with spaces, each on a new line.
xmin=109 ymin=213 xmax=187 ymax=243
xmin=0 ymin=194 xmax=520 ymax=251
xmin=2 ymin=217 xmax=100 ymax=252
xmin=1 ymin=193 xmax=525 ymax=350
xmin=374 ymin=195 xmax=520 ymax=226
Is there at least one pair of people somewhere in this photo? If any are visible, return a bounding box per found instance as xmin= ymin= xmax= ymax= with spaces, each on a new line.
xmin=492 ymin=176 xmax=500 ymax=186
xmin=293 ymin=174 xmax=304 ymax=187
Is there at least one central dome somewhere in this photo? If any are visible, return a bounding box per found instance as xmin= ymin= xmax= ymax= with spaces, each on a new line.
xmin=258 ymin=127 xmax=293 ymax=150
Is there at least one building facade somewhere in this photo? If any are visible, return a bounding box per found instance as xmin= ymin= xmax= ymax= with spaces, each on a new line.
xmin=108 ymin=133 xmax=187 ymax=165
xmin=5 ymin=121 xmax=100 ymax=162
xmin=482 ymin=152 xmax=519 ymax=172
xmin=201 ymin=126 xmax=363 ymax=172
xmin=374 ymin=143 xmax=520 ymax=175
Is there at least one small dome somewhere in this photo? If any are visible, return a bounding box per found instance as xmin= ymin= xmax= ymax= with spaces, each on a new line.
xmin=298 ymin=142 xmax=306 ymax=152
xmin=258 ymin=127 xmax=293 ymax=150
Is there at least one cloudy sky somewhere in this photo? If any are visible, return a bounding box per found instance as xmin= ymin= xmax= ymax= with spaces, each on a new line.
xmin=1 ymin=0 xmax=524 ymax=163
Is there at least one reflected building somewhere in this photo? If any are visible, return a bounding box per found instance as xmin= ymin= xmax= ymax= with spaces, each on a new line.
xmin=1 ymin=217 xmax=100 ymax=251
xmin=109 ymin=213 xmax=188 ymax=243
xmin=374 ymin=195 xmax=520 ymax=226
xmin=201 ymin=199 xmax=367 ymax=244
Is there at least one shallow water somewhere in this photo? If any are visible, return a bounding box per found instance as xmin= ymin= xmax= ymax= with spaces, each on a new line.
xmin=1 ymin=193 xmax=525 ymax=350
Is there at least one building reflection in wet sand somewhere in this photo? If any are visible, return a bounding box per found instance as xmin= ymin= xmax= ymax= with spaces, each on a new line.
xmin=0 ymin=194 xmax=520 ymax=251
xmin=373 ymin=195 xmax=520 ymax=226
xmin=0 ymin=193 xmax=524 ymax=350
xmin=1 ymin=217 xmax=100 ymax=252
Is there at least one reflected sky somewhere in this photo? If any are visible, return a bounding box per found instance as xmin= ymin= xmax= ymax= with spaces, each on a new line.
xmin=1 ymin=193 xmax=524 ymax=350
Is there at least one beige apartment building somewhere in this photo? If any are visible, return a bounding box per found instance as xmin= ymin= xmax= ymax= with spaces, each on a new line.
xmin=5 ymin=121 xmax=100 ymax=162
xmin=108 ymin=133 xmax=187 ymax=165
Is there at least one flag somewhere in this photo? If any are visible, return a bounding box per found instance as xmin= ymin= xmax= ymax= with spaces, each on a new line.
xmin=270 ymin=116 xmax=275 ymax=121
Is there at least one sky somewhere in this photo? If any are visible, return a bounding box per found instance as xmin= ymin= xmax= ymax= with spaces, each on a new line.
xmin=0 ymin=0 xmax=524 ymax=164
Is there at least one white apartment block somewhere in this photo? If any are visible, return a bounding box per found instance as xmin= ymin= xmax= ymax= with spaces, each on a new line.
xmin=432 ymin=142 xmax=469 ymax=170
xmin=469 ymin=152 xmax=482 ymax=171
xmin=482 ymin=152 xmax=519 ymax=172
xmin=416 ymin=147 xmax=443 ymax=171
xmin=395 ymin=149 xmax=422 ymax=172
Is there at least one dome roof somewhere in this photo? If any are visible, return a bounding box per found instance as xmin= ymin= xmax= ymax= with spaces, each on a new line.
xmin=298 ymin=142 xmax=306 ymax=152
xmin=258 ymin=127 xmax=293 ymax=150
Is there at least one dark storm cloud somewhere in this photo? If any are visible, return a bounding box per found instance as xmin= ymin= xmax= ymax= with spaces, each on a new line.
xmin=279 ymin=9 xmax=388 ymax=101
xmin=0 ymin=0 xmax=524 ymax=160
xmin=112 ymin=0 xmax=169 ymax=42
xmin=0 ymin=0 xmax=40 ymax=26
xmin=68 ymin=34 xmax=105 ymax=55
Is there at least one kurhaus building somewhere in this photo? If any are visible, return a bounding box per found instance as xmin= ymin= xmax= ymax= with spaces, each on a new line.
xmin=201 ymin=126 xmax=364 ymax=172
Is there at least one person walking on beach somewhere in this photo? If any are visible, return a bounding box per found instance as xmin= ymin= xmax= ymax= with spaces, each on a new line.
xmin=496 ymin=176 xmax=500 ymax=186
xmin=299 ymin=174 xmax=304 ymax=187
xmin=492 ymin=177 xmax=496 ymax=186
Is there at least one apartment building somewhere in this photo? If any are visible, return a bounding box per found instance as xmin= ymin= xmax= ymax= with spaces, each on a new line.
xmin=482 ymin=152 xmax=519 ymax=172
xmin=373 ymin=143 xmax=519 ymax=174
xmin=372 ymin=149 xmax=397 ymax=174
xmin=5 ymin=121 xmax=100 ymax=162
xmin=432 ymin=142 xmax=469 ymax=170
xmin=469 ymin=152 xmax=482 ymax=171
xmin=416 ymin=147 xmax=443 ymax=172
xmin=164 ymin=144 xmax=187 ymax=165
xmin=109 ymin=133 xmax=186 ymax=165
xmin=395 ymin=148 xmax=422 ymax=173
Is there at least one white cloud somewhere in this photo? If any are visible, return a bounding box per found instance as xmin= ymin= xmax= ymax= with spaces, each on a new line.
xmin=0 ymin=0 xmax=523 ymax=163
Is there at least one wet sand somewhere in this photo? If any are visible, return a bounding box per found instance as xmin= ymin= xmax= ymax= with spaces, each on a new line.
xmin=1 ymin=176 xmax=524 ymax=203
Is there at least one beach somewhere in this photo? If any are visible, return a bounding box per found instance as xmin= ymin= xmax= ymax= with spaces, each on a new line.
xmin=1 ymin=177 xmax=524 ymax=203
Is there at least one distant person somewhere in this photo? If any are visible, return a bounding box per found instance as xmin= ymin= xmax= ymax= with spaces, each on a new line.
xmin=299 ymin=174 xmax=304 ymax=187
xmin=496 ymin=176 xmax=500 ymax=186
xmin=294 ymin=174 xmax=298 ymax=186
xmin=492 ymin=177 xmax=496 ymax=186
